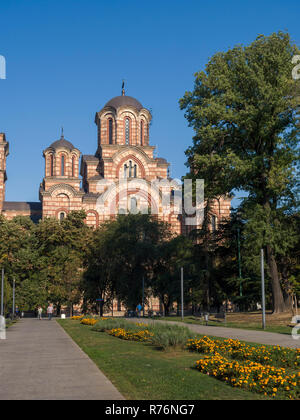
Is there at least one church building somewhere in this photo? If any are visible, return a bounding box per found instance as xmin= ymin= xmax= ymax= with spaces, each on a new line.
xmin=0 ymin=89 xmax=231 ymax=233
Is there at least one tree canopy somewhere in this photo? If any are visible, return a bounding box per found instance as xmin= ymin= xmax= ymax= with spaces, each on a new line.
xmin=180 ymin=32 xmax=300 ymax=312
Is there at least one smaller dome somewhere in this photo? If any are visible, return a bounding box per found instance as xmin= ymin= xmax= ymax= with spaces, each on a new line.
xmin=49 ymin=137 xmax=75 ymax=151
xmin=104 ymin=95 xmax=143 ymax=111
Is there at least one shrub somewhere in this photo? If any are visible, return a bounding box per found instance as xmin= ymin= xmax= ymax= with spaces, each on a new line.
xmin=149 ymin=323 xmax=195 ymax=350
xmin=92 ymin=319 xmax=195 ymax=350
xmin=91 ymin=318 xmax=130 ymax=332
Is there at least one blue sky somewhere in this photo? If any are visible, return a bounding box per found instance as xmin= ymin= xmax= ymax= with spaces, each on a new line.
xmin=0 ymin=0 xmax=299 ymax=205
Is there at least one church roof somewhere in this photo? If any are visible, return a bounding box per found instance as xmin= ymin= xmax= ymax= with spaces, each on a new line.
xmin=82 ymin=155 xmax=99 ymax=162
xmin=49 ymin=137 xmax=75 ymax=151
xmin=3 ymin=202 xmax=42 ymax=211
xmin=155 ymin=157 xmax=168 ymax=164
xmin=104 ymin=95 xmax=143 ymax=111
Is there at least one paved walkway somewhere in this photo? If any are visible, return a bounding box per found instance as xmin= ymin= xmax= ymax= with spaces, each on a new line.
xmin=0 ymin=319 xmax=124 ymax=400
xmin=131 ymin=318 xmax=300 ymax=349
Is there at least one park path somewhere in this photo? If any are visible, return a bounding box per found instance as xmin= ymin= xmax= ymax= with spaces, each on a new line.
xmin=131 ymin=318 xmax=299 ymax=349
xmin=0 ymin=318 xmax=124 ymax=400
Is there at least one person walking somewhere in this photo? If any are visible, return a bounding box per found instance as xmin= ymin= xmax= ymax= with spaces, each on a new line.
xmin=136 ymin=304 xmax=142 ymax=318
xmin=47 ymin=304 xmax=54 ymax=321
xmin=37 ymin=306 xmax=43 ymax=320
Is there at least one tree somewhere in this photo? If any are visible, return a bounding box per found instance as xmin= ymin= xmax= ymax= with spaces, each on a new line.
xmin=81 ymin=224 xmax=118 ymax=315
xmin=82 ymin=214 xmax=172 ymax=312
xmin=32 ymin=211 xmax=90 ymax=313
xmin=180 ymin=32 xmax=300 ymax=313
xmin=152 ymin=235 xmax=193 ymax=315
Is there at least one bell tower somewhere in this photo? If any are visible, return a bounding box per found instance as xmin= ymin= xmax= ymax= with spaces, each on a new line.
xmin=0 ymin=133 xmax=9 ymax=213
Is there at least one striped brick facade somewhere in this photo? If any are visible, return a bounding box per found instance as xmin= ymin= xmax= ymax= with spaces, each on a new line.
xmin=0 ymin=94 xmax=231 ymax=233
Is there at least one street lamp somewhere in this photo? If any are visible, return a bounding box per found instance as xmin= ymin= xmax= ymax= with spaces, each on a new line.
xmin=235 ymin=212 xmax=243 ymax=298
xmin=142 ymin=276 xmax=145 ymax=318
xmin=12 ymin=278 xmax=15 ymax=319
xmin=1 ymin=269 xmax=4 ymax=317
xmin=237 ymin=227 xmax=242 ymax=297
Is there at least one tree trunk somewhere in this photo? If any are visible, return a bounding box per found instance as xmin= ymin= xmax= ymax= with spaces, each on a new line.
xmin=266 ymin=245 xmax=288 ymax=313
xmin=176 ymin=299 xmax=180 ymax=316
xmin=100 ymin=302 xmax=104 ymax=317
xmin=163 ymin=301 xmax=169 ymax=316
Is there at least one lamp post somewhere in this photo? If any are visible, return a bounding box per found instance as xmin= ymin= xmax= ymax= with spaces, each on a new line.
xmin=142 ymin=276 xmax=145 ymax=317
xmin=237 ymin=227 xmax=242 ymax=297
xmin=12 ymin=278 xmax=15 ymax=319
xmin=140 ymin=230 xmax=146 ymax=318
xmin=261 ymin=249 xmax=266 ymax=330
xmin=181 ymin=267 xmax=184 ymax=321
xmin=1 ymin=269 xmax=4 ymax=317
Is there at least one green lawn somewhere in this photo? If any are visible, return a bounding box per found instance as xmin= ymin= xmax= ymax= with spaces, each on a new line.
xmin=154 ymin=316 xmax=293 ymax=335
xmin=58 ymin=319 xmax=268 ymax=400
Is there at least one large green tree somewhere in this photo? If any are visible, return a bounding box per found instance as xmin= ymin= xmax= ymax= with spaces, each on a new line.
xmin=82 ymin=214 xmax=171 ymax=312
xmin=0 ymin=211 xmax=90 ymax=314
xmin=152 ymin=235 xmax=193 ymax=315
xmin=34 ymin=210 xmax=90 ymax=313
xmin=180 ymin=32 xmax=299 ymax=313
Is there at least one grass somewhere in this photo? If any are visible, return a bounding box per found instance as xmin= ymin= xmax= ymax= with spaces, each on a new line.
xmin=92 ymin=318 xmax=132 ymax=332
xmin=93 ymin=318 xmax=195 ymax=349
xmin=58 ymin=319 xmax=268 ymax=400
xmin=153 ymin=315 xmax=294 ymax=335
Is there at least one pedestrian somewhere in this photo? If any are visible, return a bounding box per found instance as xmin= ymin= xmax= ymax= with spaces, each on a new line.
xmin=37 ymin=306 xmax=43 ymax=320
xmin=136 ymin=303 xmax=142 ymax=318
xmin=15 ymin=306 xmax=20 ymax=318
xmin=47 ymin=304 xmax=54 ymax=320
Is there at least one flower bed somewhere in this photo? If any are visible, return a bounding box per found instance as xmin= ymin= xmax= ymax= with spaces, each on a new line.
xmin=187 ymin=336 xmax=300 ymax=399
xmin=71 ymin=315 xmax=84 ymax=320
xmin=195 ymin=353 xmax=300 ymax=399
xmin=187 ymin=336 xmax=300 ymax=369
xmin=80 ymin=318 xmax=98 ymax=326
xmin=108 ymin=327 xmax=154 ymax=342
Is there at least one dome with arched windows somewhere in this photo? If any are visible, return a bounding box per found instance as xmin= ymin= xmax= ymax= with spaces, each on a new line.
xmin=95 ymin=92 xmax=152 ymax=147
xmin=43 ymin=133 xmax=80 ymax=180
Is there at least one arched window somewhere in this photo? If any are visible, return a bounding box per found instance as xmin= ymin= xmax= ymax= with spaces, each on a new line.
xmin=125 ymin=118 xmax=130 ymax=145
xmin=130 ymin=197 xmax=138 ymax=214
xmin=124 ymin=164 xmax=128 ymax=179
xmin=134 ymin=164 xmax=137 ymax=178
xmin=129 ymin=161 xmax=132 ymax=178
xmin=140 ymin=120 xmax=144 ymax=145
xmin=59 ymin=212 xmax=66 ymax=222
xmin=108 ymin=118 xmax=113 ymax=144
xmin=98 ymin=120 xmax=101 ymax=143
xmin=61 ymin=155 xmax=65 ymax=176
xmin=49 ymin=154 xmax=54 ymax=176
xmin=72 ymin=156 xmax=76 ymax=177
xmin=146 ymin=123 xmax=149 ymax=144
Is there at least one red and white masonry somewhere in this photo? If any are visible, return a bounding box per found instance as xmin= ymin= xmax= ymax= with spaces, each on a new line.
xmin=95 ymin=178 xmax=205 ymax=227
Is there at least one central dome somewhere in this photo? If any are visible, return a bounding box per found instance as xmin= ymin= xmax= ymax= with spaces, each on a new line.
xmin=104 ymin=95 xmax=143 ymax=111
